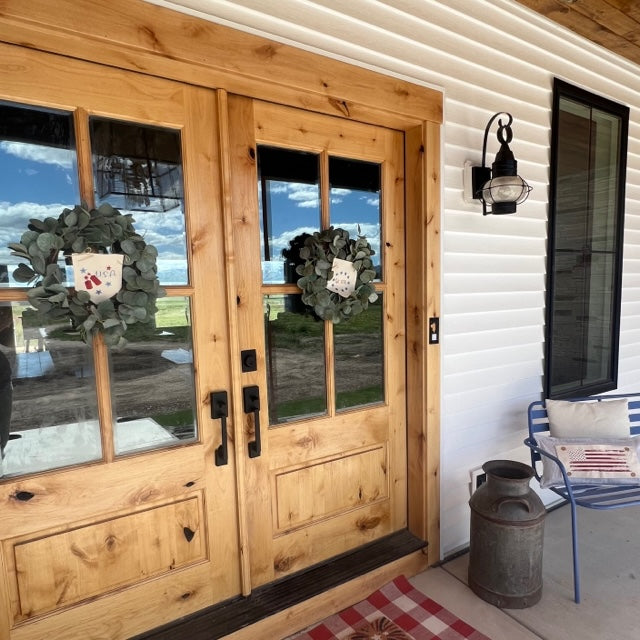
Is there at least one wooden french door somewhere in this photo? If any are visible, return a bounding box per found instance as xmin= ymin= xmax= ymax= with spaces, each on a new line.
xmin=0 ymin=45 xmax=240 ymax=639
xmin=0 ymin=41 xmax=411 ymax=640
xmin=227 ymin=98 xmax=407 ymax=587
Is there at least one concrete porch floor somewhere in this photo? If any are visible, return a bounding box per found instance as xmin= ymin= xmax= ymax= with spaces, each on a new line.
xmin=409 ymin=503 xmax=640 ymax=640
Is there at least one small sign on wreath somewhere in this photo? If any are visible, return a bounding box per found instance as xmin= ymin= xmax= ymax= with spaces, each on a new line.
xmin=293 ymin=226 xmax=378 ymax=323
xmin=8 ymin=203 xmax=165 ymax=347
xmin=71 ymin=253 xmax=124 ymax=304
xmin=326 ymin=257 xmax=357 ymax=298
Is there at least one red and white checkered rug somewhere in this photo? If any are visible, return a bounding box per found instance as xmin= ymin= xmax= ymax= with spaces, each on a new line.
xmin=288 ymin=575 xmax=491 ymax=640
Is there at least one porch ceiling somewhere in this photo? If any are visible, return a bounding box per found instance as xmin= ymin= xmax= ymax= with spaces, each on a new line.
xmin=514 ymin=0 xmax=640 ymax=67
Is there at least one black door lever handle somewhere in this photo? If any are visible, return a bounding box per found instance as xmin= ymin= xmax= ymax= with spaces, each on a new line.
xmin=211 ymin=391 xmax=228 ymax=466
xmin=243 ymin=385 xmax=261 ymax=458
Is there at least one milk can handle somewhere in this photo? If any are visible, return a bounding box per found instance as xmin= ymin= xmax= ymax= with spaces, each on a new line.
xmin=491 ymin=497 xmax=532 ymax=513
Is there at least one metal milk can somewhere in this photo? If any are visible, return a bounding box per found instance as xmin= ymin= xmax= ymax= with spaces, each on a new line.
xmin=468 ymin=459 xmax=546 ymax=608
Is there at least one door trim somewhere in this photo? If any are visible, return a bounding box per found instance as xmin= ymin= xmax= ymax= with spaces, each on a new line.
xmin=0 ymin=0 xmax=441 ymax=128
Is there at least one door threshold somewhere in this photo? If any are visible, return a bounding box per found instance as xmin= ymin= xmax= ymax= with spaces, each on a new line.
xmin=134 ymin=530 xmax=427 ymax=640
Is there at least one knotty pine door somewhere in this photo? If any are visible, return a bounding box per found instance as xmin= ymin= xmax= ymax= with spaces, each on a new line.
xmin=0 ymin=44 xmax=410 ymax=640
xmin=227 ymin=98 xmax=408 ymax=587
xmin=0 ymin=45 xmax=240 ymax=639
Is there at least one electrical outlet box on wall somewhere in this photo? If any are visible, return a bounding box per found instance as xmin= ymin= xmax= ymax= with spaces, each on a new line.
xmin=469 ymin=467 xmax=487 ymax=496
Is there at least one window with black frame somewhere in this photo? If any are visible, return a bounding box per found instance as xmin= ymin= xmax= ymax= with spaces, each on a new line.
xmin=545 ymin=79 xmax=629 ymax=399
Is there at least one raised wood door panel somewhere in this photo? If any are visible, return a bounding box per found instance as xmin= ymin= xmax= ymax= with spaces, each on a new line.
xmin=228 ymin=97 xmax=407 ymax=587
xmin=0 ymin=45 xmax=240 ymax=639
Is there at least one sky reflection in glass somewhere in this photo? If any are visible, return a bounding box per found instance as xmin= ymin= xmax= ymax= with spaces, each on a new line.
xmin=0 ymin=104 xmax=79 ymax=287
xmin=258 ymin=147 xmax=382 ymax=284
xmin=90 ymin=118 xmax=188 ymax=286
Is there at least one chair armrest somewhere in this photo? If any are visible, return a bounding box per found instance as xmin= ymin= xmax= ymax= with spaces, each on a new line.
xmin=524 ymin=436 xmax=577 ymax=499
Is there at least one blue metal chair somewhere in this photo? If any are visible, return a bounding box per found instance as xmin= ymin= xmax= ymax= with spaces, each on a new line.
xmin=525 ymin=393 xmax=640 ymax=603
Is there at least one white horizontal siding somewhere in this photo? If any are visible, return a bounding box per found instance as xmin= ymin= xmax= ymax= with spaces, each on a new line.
xmin=445 ymin=308 xmax=545 ymax=335
xmin=148 ymin=0 xmax=640 ymax=558
xmin=445 ymin=326 xmax=544 ymax=358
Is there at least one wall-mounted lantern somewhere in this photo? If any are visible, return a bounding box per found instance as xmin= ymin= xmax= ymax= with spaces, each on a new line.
xmin=465 ymin=112 xmax=532 ymax=215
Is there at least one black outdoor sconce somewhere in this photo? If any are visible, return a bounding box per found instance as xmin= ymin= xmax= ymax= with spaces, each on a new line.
xmin=468 ymin=112 xmax=532 ymax=215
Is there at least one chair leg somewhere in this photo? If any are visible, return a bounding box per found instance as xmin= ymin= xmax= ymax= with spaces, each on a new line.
xmin=569 ymin=500 xmax=580 ymax=603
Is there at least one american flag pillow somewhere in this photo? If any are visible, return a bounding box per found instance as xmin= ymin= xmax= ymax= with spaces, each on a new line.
xmin=536 ymin=435 xmax=640 ymax=488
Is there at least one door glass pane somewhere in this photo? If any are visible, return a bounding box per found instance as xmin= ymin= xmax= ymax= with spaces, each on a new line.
xmin=258 ymin=147 xmax=320 ymax=284
xmin=90 ymin=118 xmax=187 ymax=285
xmin=329 ymin=157 xmax=381 ymax=279
xmin=264 ymin=294 xmax=326 ymax=424
xmin=109 ymin=297 xmax=196 ymax=455
xmin=1 ymin=302 xmax=100 ymax=478
xmin=0 ymin=103 xmax=79 ymax=288
xmin=335 ymin=295 xmax=384 ymax=411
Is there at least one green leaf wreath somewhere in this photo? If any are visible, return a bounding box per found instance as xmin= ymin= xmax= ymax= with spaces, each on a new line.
xmin=8 ymin=203 xmax=165 ymax=347
xmin=294 ymin=227 xmax=378 ymax=323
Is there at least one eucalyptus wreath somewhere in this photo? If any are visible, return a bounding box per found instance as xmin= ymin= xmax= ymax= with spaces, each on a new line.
xmin=294 ymin=226 xmax=378 ymax=323
xmin=8 ymin=203 xmax=165 ymax=347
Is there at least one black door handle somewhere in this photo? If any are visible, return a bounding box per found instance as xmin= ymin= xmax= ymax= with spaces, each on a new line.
xmin=243 ymin=385 xmax=261 ymax=458
xmin=211 ymin=391 xmax=228 ymax=466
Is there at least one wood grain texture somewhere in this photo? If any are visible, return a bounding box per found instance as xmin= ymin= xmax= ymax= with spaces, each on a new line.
xmin=267 ymin=407 xmax=389 ymax=469
xmin=11 ymin=563 xmax=221 ymax=640
xmin=404 ymin=121 xmax=441 ymax=566
xmin=272 ymin=445 xmax=388 ymax=531
xmin=515 ymin=0 xmax=640 ymax=65
xmin=0 ymin=2 xmax=443 ymax=632
xmin=232 ymin=99 xmax=409 ymax=588
xmin=73 ymin=108 xmax=117 ymax=464
xmin=382 ymin=114 xmax=409 ymax=532
xmin=0 ymin=42 xmax=185 ymax=123
xmin=181 ymin=83 xmax=243 ymax=602
xmin=215 ymin=88 xmax=253 ymax=597
xmin=271 ymin=502 xmax=392 ymax=579
xmin=13 ymin=497 xmax=204 ymax=620
xmin=424 ymin=120 xmax=442 ymax=566
xmin=0 ymin=50 xmax=242 ymax=639
xmin=226 ymin=94 xmax=276 ymax=588
xmin=0 ymin=0 xmax=442 ymax=127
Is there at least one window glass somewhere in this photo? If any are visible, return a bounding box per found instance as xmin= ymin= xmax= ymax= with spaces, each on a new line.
xmin=0 ymin=104 xmax=100 ymax=478
xmin=258 ymin=152 xmax=385 ymax=421
xmin=258 ymin=147 xmax=320 ymax=284
xmin=90 ymin=118 xmax=187 ymax=285
xmin=264 ymin=294 xmax=326 ymax=424
xmin=0 ymin=302 xmax=100 ymax=478
xmin=334 ymin=295 xmax=384 ymax=411
xmin=329 ymin=157 xmax=382 ymax=279
xmin=546 ymin=80 xmax=629 ymax=398
xmin=110 ymin=297 xmax=196 ymax=455
xmin=0 ymin=103 xmax=79 ymax=288
xmin=90 ymin=119 xmax=196 ymax=455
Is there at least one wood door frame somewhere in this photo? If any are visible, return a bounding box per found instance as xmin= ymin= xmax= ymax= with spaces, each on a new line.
xmin=0 ymin=0 xmax=442 ymax=566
